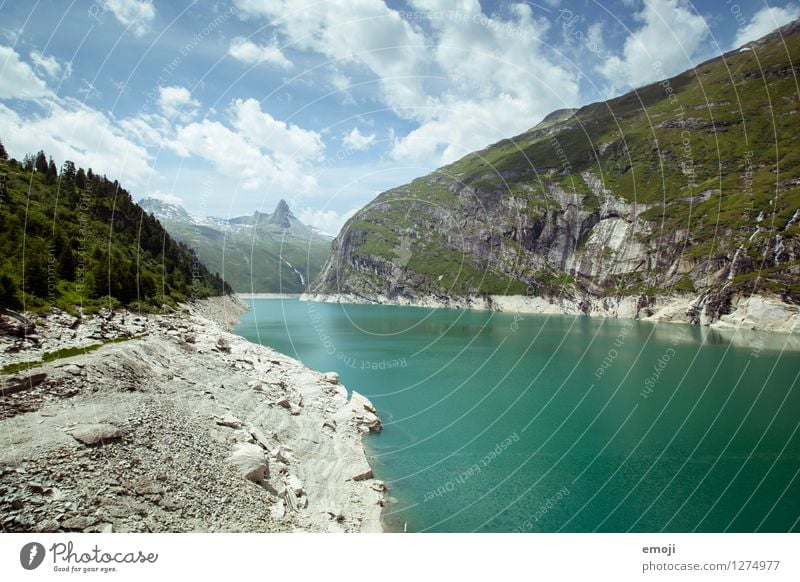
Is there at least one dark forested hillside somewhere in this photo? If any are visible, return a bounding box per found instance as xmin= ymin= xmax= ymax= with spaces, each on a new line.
xmin=0 ymin=143 xmax=230 ymax=313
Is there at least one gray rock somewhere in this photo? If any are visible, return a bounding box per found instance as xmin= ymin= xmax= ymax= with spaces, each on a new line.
xmin=61 ymin=515 xmax=97 ymax=530
xmin=227 ymin=443 xmax=266 ymax=482
xmin=66 ymin=423 xmax=122 ymax=445
xmin=322 ymin=372 xmax=339 ymax=385
xmin=64 ymin=365 xmax=82 ymax=376
xmin=216 ymin=414 xmax=243 ymax=429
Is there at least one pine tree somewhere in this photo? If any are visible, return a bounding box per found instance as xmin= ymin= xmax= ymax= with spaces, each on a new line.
xmin=0 ymin=138 xmax=8 ymax=160
xmin=34 ymin=150 xmax=48 ymax=174
xmin=47 ymin=157 xmax=58 ymax=183
xmin=75 ymin=168 xmax=87 ymax=190
xmin=61 ymin=160 xmax=76 ymax=184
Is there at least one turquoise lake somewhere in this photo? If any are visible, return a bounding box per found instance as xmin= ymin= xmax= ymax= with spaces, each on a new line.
xmin=236 ymin=298 xmax=800 ymax=532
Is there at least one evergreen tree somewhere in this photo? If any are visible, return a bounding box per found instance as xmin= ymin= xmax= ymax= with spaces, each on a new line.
xmin=34 ymin=150 xmax=48 ymax=174
xmin=61 ymin=160 xmax=76 ymax=184
xmin=24 ymin=239 xmax=50 ymax=298
xmin=75 ymin=167 xmax=87 ymax=190
xmin=0 ymin=273 xmax=19 ymax=309
xmin=47 ymin=157 xmax=58 ymax=183
xmin=0 ymin=138 xmax=7 ymax=160
xmin=21 ymin=154 xmax=34 ymax=172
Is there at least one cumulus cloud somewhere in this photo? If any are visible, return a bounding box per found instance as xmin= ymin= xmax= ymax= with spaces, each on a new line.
xmin=296 ymin=206 xmax=358 ymax=236
xmin=0 ymin=101 xmax=154 ymax=187
xmin=29 ymin=51 xmax=71 ymax=79
xmin=230 ymin=98 xmax=324 ymax=162
xmin=235 ymin=0 xmax=581 ymax=166
xmin=0 ymin=45 xmax=50 ymax=100
xmin=146 ymin=190 xmax=185 ymax=206
xmin=172 ymin=99 xmax=323 ymax=193
xmin=234 ymin=0 xmax=428 ymax=113
xmin=733 ymin=5 xmax=800 ymax=47
xmin=157 ymin=86 xmax=200 ymax=121
xmin=229 ymin=37 xmax=292 ymax=69
xmin=342 ymin=127 xmax=376 ymax=151
xmin=0 ymin=45 xmax=156 ymax=187
xmin=597 ymin=0 xmax=709 ymax=92
xmin=102 ymin=0 xmax=156 ymax=37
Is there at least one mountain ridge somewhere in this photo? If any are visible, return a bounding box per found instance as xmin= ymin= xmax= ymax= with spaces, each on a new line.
xmin=308 ymin=18 xmax=800 ymax=330
xmin=140 ymin=198 xmax=331 ymax=294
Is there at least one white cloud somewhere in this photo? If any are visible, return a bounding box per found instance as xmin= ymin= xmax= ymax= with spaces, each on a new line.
xmin=733 ymin=5 xmax=800 ymax=47
xmin=147 ymin=190 xmax=185 ymax=206
xmin=234 ymin=0 xmax=428 ymax=113
xmin=392 ymin=1 xmax=580 ymax=164
xmin=172 ymin=100 xmax=322 ymax=193
xmin=157 ymin=86 xmax=200 ymax=121
xmin=0 ymin=45 xmax=50 ymax=100
xmin=102 ymin=0 xmax=156 ymax=37
xmin=0 ymin=101 xmax=154 ymax=187
xmin=297 ymin=206 xmax=358 ymax=235
xmin=228 ymin=37 xmax=292 ymax=69
xmin=0 ymin=45 xmax=156 ymax=188
xmin=230 ymin=98 xmax=324 ymax=161
xmin=597 ymin=0 xmax=709 ymax=92
xmin=342 ymin=127 xmax=376 ymax=151
xmin=235 ymin=0 xmax=581 ymax=166
xmin=118 ymin=112 xmax=172 ymax=148
xmin=29 ymin=51 xmax=71 ymax=79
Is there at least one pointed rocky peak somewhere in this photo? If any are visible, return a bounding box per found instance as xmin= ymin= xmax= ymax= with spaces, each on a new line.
xmin=270 ymin=198 xmax=295 ymax=228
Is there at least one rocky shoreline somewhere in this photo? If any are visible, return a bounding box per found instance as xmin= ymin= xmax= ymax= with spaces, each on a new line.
xmin=300 ymin=292 xmax=800 ymax=336
xmin=0 ymin=296 xmax=385 ymax=532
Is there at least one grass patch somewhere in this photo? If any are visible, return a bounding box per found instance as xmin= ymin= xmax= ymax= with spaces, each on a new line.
xmin=2 ymin=336 xmax=135 ymax=376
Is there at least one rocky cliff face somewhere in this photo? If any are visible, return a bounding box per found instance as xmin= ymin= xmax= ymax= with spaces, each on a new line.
xmin=311 ymin=20 xmax=800 ymax=327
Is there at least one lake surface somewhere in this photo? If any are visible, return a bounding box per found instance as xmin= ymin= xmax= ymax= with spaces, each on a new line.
xmin=236 ymin=298 xmax=800 ymax=532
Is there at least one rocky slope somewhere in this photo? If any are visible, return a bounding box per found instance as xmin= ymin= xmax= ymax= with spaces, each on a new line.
xmin=0 ymin=297 xmax=385 ymax=532
xmin=309 ymin=20 xmax=800 ymax=332
xmin=140 ymin=198 xmax=331 ymax=294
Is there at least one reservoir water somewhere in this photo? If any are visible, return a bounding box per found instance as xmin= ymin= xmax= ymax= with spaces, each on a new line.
xmin=235 ymin=298 xmax=800 ymax=532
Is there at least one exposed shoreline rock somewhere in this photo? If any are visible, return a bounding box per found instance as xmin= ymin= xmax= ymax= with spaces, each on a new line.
xmin=0 ymin=295 xmax=385 ymax=533
xmin=300 ymin=292 xmax=800 ymax=337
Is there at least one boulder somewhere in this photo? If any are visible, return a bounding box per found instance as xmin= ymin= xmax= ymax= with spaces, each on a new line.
xmin=216 ymin=337 xmax=232 ymax=353
xmin=60 ymin=515 xmax=98 ymax=530
xmin=350 ymin=392 xmax=382 ymax=433
xmin=270 ymin=499 xmax=286 ymax=521
xmin=285 ymin=474 xmax=304 ymax=496
xmin=321 ymin=372 xmax=339 ymax=385
xmin=227 ymin=443 xmax=267 ymax=482
xmin=64 ymin=365 xmax=82 ymax=376
xmin=216 ymin=414 xmax=243 ymax=429
xmin=350 ymin=461 xmax=374 ymax=482
xmin=66 ymin=423 xmax=122 ymax=445
xmin=249 ymin=427 xmax=271 ymax=451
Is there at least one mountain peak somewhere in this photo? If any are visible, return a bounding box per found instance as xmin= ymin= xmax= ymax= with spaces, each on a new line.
xmin=271 ymin=199 xmax=294 ymax=228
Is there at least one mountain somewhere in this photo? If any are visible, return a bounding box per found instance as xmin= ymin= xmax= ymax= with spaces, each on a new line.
xmin=139 ymin=198 xmax=331 ymax=293
xmin=310 ymin=19 xmax=800 ymax=322
xmin=0 ymin=150 xmax=230 ymax=313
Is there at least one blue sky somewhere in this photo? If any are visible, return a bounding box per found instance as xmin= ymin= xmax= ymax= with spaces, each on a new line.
xmin=1 ymin=0 xmax=798 ymax=233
